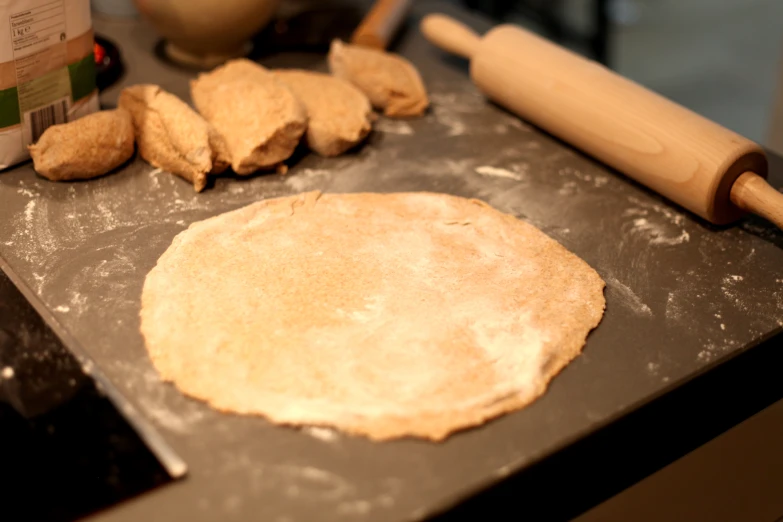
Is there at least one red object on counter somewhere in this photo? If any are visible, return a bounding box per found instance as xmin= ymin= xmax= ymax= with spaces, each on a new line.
xmin=94 ymin=42 xmax=106 ymax=65
xmin=93 ymin=36 xmax=123 ymax=91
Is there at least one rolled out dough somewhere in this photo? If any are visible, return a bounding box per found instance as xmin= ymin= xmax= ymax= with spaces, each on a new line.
xmin=140 ymin=191 xmax=605 ymax=441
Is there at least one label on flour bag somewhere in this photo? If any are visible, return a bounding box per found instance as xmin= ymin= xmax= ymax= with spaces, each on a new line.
xmin=0 ymin=0 xmax=99 ymax=170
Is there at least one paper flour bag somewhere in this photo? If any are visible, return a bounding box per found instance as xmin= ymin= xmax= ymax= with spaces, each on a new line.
xmin=1 ymin=0 xmax=99 ymax=169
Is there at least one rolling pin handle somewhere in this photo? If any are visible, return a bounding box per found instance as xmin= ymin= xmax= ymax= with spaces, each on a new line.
xmin=351 ymin=0 xmax=412 ymax=49
xmin=730 ymin=172 xmax=783 ymax=230
xmin=420 ymin=14 xmax=481 ymax=60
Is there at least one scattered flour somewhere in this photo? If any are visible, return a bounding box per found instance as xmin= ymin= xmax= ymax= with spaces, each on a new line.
xmin=54 ymin=305 xmax=71 ymax=313
xmin=622 ymin=196 xmax=690 ymax=246
xmin=69 ymin=292 xmax=88 ymax=315
xmin=304 ymin=426 xmax=339 ymax=443
xmin=429 ymin=90 xmax=485 ymax=137
xmin=96 ymin=202 xmax=120 ymax=229
xmin=273 ymin=465 xmax=352 ymax=501
xmin=558 ymin=181 xmax=578 ymax=196
xmin=434 ymin=110 xmax=466 ymax=136
xmin=285 ymin=168 xmax=332 ymax=192
xmin=81 ymin=360 xmax=94 ymax=375
xmin=607 ymin=276 xmax=653 ymax=317
xmin=441 ymin=159 xmax=472 ymax=176
xmin=475 ymin=165 xmax=524 ymax=181
xmin=374 ymin=119 xmax=414 ymax=135
xmin=138 ymin=395 xmax=206 ymax=435
xmin=631 ymin=218 xmax=690 ymax=245
xmin=338 ymin=500 xmax=372 ymax=515
xmin=721 ymin=275 xmax=749 ymax=312
xmin=494 ymin=464 xmax=513 ymax=478
xmin=24 ymin=200 xmax=36 ymax=226
xmin=429 ymin=91 xmax=484 ymax=113
xmin=558 ymin=167 xmax=609 ymax=188
xmin=503 ymin=114 xmax=530 ymax=131
xmin=149 ymin=168 xmax=163 ymax=188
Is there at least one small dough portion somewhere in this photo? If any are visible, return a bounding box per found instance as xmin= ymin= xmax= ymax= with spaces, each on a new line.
xmin=273 ymin=69 xmax=373 ymax=157
xmin=191 ymin=59 xmax=307 ymax=175
xmin=328 ymin=40 xmax=429 ymax=117
xmin=141 ymin=191 xmax=605 ymax=441
xmin=28 ymin=109 xmax=134 ymax=181
xmin=119 ymin=84 xmax=229 ymax=192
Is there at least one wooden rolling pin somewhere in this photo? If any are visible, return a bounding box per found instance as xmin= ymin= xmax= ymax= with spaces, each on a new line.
xmin=351 ymin=0 xmax=412 ymax=49
xmin=421 ymin=14 xmax=783 ymax=230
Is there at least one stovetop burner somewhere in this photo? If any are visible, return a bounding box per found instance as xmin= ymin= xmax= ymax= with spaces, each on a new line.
xmin=0 ymin=272 xmax=172 ymax=521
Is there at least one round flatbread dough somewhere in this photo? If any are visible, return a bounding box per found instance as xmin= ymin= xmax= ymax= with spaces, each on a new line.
xmin=140 ymin=191 xmax=605 ymax=441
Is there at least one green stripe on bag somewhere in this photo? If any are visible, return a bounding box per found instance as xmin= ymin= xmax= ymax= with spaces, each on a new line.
xmin=68 ymin=53 xmax=97 ymax=102
xmin=0 ymin=87 xmax=21 ymax=128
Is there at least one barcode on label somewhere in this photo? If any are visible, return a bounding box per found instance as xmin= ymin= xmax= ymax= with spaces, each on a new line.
xmin=28 ymin=101 xmax=68 ymax=143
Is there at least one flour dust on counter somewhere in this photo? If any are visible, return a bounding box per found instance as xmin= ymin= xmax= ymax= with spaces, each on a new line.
xmin=140 ymin=191 xmax=606 ymax=441
xmin=475 ymin=165 xmax=527 ymax=181
xmin=605 ymin=276 xmax=653 ymax=318
xmin=621 ymin=195 xmax=691 ymax=247
xmin=373 ymin=118 xmax=415 ymax=136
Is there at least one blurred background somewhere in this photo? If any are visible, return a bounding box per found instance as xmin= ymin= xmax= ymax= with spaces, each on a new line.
xmin=456 ymin=0 xmax=783 ymax=153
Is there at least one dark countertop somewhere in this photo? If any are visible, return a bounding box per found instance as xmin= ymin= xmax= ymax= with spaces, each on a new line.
xmin=1 ymin=2 xmax=782 ymax=521
xmin=0 ymin=267 xmax=171 ymax=521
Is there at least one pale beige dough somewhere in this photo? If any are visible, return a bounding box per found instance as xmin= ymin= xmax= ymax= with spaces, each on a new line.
xmin=190 ymin=59 xmax=307 ymax=175
xmin=140 ymin=191 xmax=605 ymax=441
xmin=119 ymin=84 xmax=229 ymax=192
xmin=273 ymin=69 xmax=373 ymax=157
xmin=29 ymin=109 xmax=134 ymax=181
xmin=328 ymin=40 xmax=429 ymax=117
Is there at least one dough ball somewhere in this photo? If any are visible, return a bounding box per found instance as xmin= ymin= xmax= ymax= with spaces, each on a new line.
xmin=190 ymin=59 xmax=307 ymax=175
xmin=273 ymin=69 xmax=373 ymax=157
xmin=28 ymin=109 xmax=135 ymax=181
xmin=119 ymin=84 xmax=227 ymax=192
xmin=328 ymin=40 xmax=429 ymax=118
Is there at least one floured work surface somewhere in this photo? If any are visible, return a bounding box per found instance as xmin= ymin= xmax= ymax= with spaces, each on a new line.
xmin=1 ymin=5 xmax=783 ymax=522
